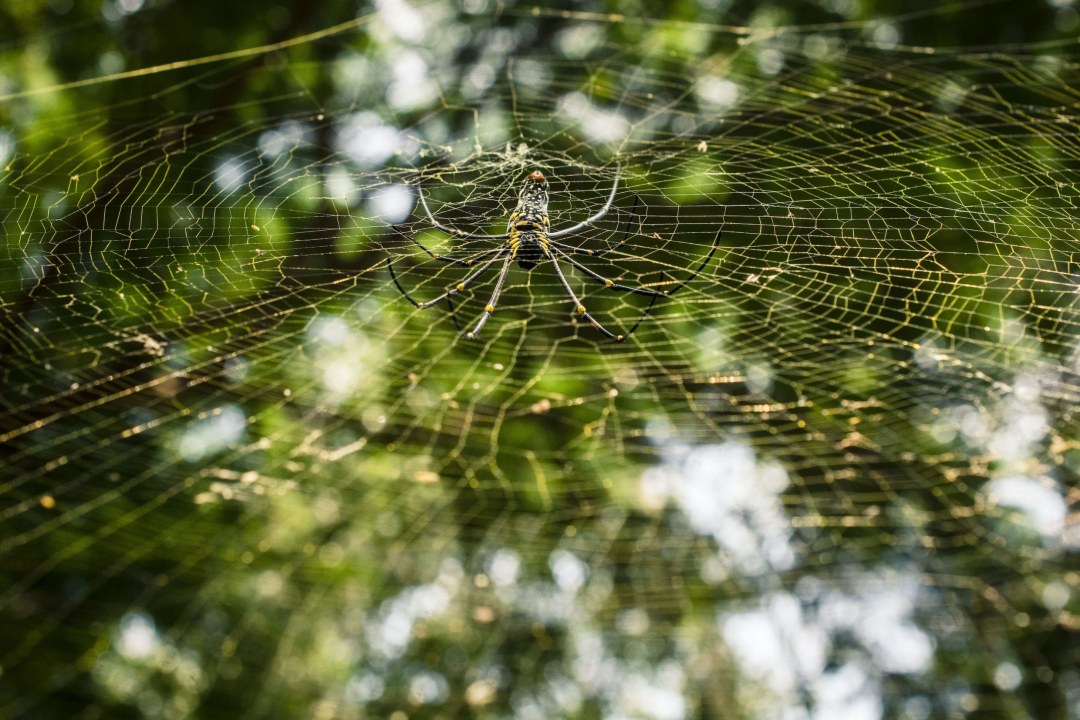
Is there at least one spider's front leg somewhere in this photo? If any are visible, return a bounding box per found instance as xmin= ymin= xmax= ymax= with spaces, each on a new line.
xmin=547 ymin=163 xmax=622 ymax=240
xmin=551 ymin=193 xmax=641 ymax=260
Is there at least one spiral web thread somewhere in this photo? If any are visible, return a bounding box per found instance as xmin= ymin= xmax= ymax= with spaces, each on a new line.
xmin=2 ymin=5 xmax=1080 ymax=718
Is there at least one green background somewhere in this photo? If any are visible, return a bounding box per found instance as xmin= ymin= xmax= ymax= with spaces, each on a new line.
xmin=2 ymin=1 xmax=1080 ymax=718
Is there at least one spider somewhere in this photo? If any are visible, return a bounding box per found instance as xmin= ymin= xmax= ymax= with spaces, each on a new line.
xmin=387 ymin=164 xmax=720 ymax=342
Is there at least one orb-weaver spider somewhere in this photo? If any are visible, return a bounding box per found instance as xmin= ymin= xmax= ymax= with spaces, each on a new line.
xmin=387 ymin=165 xmax=720 ymax=342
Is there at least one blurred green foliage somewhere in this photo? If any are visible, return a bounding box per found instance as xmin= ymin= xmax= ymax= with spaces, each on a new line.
xmin=3 ymin=1 xmax=1080 ymax=719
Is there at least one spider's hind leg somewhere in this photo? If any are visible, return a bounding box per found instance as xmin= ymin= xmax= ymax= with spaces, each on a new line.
xmin=445 ymin=296 xmax=463 ymax=331
xmin=612 ymin=272 xmax=663 ymax=344
xmin=387 ymin=249 xmax=505 ymax=320
xmin=663 ymin=227 xmax=721 ymax=297
xmin=387 ymin=255 xmax=423 ymax=308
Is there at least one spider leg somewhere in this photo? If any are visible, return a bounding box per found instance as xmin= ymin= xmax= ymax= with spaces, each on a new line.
xmin=547 ymin=226 xmax=719 ymax=342
xmin=387 ymin=256 xmax=423 ymax=308
xmin=607 ymin=191 xmax=641 ymax=257
xmin=388 ymin=248 xmax=505 ymax=312
xmin=620 ymin=272 xmax=663 ymax=340
xmin=445 ymin=295 xmax=462 ymax=331
xmin=550 ymin=193 xmax=640 ymax=259
xmin=416 ymin=184 xmax=510 ymax=241
xmin=550 ymin=245 xmax=665 ymax=299
xmin=464 ymin=254 xmax=514 ymax=340
xmin=544 ymin=247 xmax=628 ymax=342
xmin=547 ymin=163 xmax=621 ymax=239
xmin=662 ymin=227 xmax=721 ymax=297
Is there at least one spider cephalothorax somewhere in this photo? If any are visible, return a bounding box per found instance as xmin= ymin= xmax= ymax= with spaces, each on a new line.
xmin=388 ymin=164 xmax=719 ymax=342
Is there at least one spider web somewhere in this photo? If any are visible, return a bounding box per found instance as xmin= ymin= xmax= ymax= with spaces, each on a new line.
xmin=2 ymin=2 xmax=1080 ymax=718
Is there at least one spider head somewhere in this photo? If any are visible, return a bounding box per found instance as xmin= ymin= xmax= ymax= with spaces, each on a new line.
xmin=519 ymin=170 xmax=550 ymax=211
